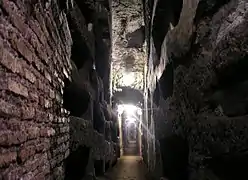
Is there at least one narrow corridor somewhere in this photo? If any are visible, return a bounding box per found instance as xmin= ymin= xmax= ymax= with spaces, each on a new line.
xmin=100 ymin=156 xmax=148 ymax=180
xmin=1 ymin=0 xmax=248 ymax=180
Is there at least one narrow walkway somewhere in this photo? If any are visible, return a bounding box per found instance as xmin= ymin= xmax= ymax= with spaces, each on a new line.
xmin=100 ymin=156 xmax=148 ymax=180
xmin=123 ymin=141 xmax=140 ymax=156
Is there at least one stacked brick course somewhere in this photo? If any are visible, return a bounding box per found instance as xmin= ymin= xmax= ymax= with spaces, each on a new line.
xmin=0 ymin=0 xmax=72 ymax=179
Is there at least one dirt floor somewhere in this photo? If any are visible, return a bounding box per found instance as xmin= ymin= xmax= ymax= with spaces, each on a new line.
xmin=99 ymin=156 xmax=149 ymax=180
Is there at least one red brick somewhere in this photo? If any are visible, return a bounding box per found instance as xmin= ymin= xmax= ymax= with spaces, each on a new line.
xmin=29 ymin=19 xmax=47 ymax=46
xmin=22 ymin=105 xmax=36 ymax=120
xmin=28 ymin=32 xmax=49 ymax=65
xmin=26 ymin=126 xmax=40 ymax=140
xmin=33 ymin=5 xmax=52 ymax=47
xmin=1 ymin=47 xmax=23 ymax=74
xmin=1 ymin=165 xmax=24 ymax=180
xmin=36 ymin=110 xmax=48 ymax=123
xmin=0 ymin=17 xmax=36 ymax=65
xmin=0 ymin=0 xmax=73 ymax=178
xmin=23 ymin=153 xmax=46 ymax=173
xmin=38 ymin=162 xmax=50 ymax=176
xmin=37 ymin=79 xmax=44 ymax=90
xmin=22 ymin=172 xmax=35 ymax=180
xmin=44 ymin=70 xmax=52 ymax=82
xmin=40 ymin=127 xmax=55 ymax=137
xmin=0 ymin=130 xmax=28 ymax=146
xmin=48 ymin=113 xmax=54 ymax=122
xmin=31 ymin=172 xmax=46 ymax=180
xmin=43 ymin=13 xmax=59 ymax=46
xmin=55 ymin=93 xmax=62 ymax=103
xmin=2 ymin=118 xmax=23 ymax=131
xmin=7 ymin=79 xmax=29 ymax=97
xmin=49 ymin=89 xmax=55 ymax=99
xmin=29 ymin=92 xmax=39 ymax=102
xmin=44 ymin=99 xmax=50 ymax=109
xmin=0 ymin=151 xmax=17 ymax=168
xmin=10 ymin=34 xmax=34 ymax=63
xmin=18 ymin=144 xmax=36 ymax=163
xmin=2 ymin=0 xmax=27 ymax=35
xmin=2 ymin=0 xmax=49 ymax=66
xmin=24 ymin=68 xmax=36 ymax=83
xmin=0 ymin=99 xmax=21 ymax=117
xmin=57 ymin=136 xmax=65 ymax=145
xmin=60 ymin=126 xmax=69 ymax=133
xmin=32 ymin=58 xmax=44 ymax=72
xmin=36 ymin=141 xmax=50 ymax=153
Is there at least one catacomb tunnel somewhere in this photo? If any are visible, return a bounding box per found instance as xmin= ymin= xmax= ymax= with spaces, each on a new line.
xmin=1 ymin=0 xmax=248 ymax=180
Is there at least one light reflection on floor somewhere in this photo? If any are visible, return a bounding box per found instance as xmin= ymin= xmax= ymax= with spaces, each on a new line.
xmin=99 ymin=156 xmax=148 ymax=180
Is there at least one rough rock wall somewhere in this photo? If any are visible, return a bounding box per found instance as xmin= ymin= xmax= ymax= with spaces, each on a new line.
xmin=111 ymin=0 xmax=146 ymax=90
xmin=145 ymin=0 xmax=248 ymax=179
xmin=0 ymin=0 xmax=72 ymax=179
xmin=59 ymin=0 xmax=119 ymax=179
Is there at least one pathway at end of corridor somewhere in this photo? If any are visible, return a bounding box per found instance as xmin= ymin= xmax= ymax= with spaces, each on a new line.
xmin=99 ymin=156 xmax=149 ymax=180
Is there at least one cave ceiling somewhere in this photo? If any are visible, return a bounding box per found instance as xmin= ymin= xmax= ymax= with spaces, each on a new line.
xmin=111 ymin=0 xmax=147 ymax=92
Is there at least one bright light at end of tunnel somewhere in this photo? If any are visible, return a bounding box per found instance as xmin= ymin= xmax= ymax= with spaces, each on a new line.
xmin=121 ymin=72 xmax=135 ymax=86
xmin=117 ymin=104 xmax=142 ymax=116
xmin=126 ymin=117 xmax=136 ymax=124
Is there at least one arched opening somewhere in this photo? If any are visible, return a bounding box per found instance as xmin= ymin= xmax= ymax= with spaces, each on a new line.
xmin=63 ymin=75 xmax=91 ymax=117
xmin=159 ymin=135 xmax=189 ymax=180
xmin=63 ymin=1 xmax=95 ymax=118
xmin=62 ymin=5 xmax=95 ymax=179
xmin=65 ymin=146 xmax=90 ymax=180
xmin=62 ymin=30 xmax=92 ymax=117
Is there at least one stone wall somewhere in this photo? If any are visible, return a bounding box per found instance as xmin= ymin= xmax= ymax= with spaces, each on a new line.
xmin=144 ymin=0 xmax=248 ymax=180
xmin=0 ymin=0 xmax=72 ymax=179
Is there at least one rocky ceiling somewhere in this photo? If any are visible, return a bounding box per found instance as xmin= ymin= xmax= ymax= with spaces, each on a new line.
xmin=111 ymin=0 xmax=147 ymax=91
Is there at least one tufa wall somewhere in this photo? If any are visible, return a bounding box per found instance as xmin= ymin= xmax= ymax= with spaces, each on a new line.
xmin=143 ymin=0 xmax=248 ymax=180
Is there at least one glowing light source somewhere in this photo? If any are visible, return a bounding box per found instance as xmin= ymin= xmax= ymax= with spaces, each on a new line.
xmin=117 ymin=104 xmax=142 ymax=116
xmin=121 ymin=72 xmax=135 ymax=86
xmin=126 ymin=117 xmax=136 ymax=123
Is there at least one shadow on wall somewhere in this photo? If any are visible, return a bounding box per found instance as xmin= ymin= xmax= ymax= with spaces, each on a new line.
xmin=125 ymin=26 xmax=145 ymax=48
xmin=159 ymin=135 xmax=189 ymax=180
xmin=93 ymin=101 xmax=105 ymax=134
xmin=152 ymin=0 xmax=183 ymax=61
xmin=63 ymin=75 xmax=91 ymax=180
xmin=159 ymin=62 xmax=174 ymax=100
xmin=94 ymin=160 xmax=105 ymax=176
xmin=204 ymin=149 xmax=248 ymax=180
xmin=62 ymin=12 xmax=93 ymax=176
xmin=63 ymin=78 xmax=91 ymax=117
xmin=65 ymin=146 xmax=90 ymax=180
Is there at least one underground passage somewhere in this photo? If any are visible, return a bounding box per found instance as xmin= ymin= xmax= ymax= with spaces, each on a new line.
xmin=1 ymin=0 xmax=248 ymax=180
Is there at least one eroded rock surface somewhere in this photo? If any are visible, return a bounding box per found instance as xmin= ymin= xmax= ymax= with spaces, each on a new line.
xmin=145 ymin=0 xmax=248 ymax=179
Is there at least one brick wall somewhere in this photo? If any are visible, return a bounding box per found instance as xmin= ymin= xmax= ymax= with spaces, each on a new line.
xmin=0 ymin=0 xmax=72 ymax=179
